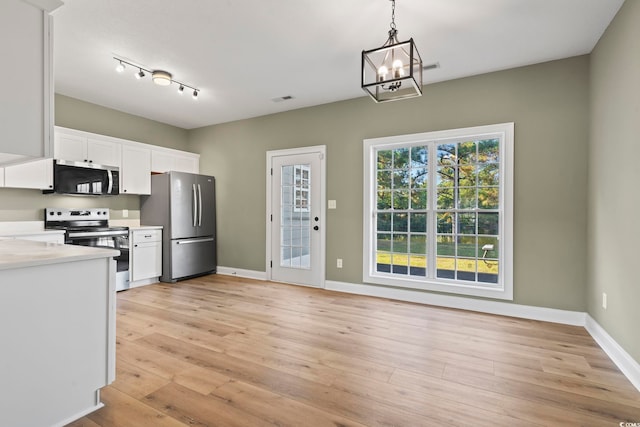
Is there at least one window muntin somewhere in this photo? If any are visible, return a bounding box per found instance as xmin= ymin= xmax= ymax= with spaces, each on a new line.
xmin=364 ymin=123 xmax=513 ymax=300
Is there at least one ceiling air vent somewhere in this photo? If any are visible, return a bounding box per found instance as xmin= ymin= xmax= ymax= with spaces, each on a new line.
xmin=422 ymin=62 xmax=440 ymax=71
xmin=271 ymin=95 xmax=295 ymax=103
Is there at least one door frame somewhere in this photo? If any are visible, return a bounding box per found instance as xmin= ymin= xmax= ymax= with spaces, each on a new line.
xmin=266 ymin=145 xmax=326 ymax=288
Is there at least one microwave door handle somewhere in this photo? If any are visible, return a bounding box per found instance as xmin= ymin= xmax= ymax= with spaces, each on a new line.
xmin=198 ymin=184 xmax=202 ymax=226
xmin=107 ymin=170 xmax=113 ymax=194
xmin=192 ymin=184 xmax=197 ymax=227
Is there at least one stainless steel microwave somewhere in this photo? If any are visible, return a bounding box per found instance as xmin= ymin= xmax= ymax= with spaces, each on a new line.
xmin=44 ymin=159 xmax=120 ymax=195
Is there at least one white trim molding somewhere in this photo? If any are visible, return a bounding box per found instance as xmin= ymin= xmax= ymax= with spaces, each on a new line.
xmin=217 ymin=266 xmax=267 ymax=281
xmin=585 ymin=315 xmax=640 ymax=392
xmin=326 ymin=280 xmax=585 ymax=325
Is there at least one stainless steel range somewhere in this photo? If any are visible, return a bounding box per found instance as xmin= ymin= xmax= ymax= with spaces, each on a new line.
xmin=45 ymin=208 xmax=130 ymax=291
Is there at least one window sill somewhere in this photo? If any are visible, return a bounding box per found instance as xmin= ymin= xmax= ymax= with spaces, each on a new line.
xmin=363 ymin=272 xmax=513 ymax=300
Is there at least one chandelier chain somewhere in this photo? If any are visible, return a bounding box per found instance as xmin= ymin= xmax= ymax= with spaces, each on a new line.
xmin=390 ymin=0 xmax=396 ymax=30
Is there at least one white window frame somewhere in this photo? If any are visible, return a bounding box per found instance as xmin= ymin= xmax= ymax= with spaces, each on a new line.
xmin=363 ymin=123 xmax=514 ymax=300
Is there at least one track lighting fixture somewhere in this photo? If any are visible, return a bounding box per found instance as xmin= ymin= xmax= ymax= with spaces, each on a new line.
xmin=113 ymin=57 xmax=200 ymax=100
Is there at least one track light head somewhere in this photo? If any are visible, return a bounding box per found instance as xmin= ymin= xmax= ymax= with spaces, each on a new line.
xmin=115 ymin=61 xmax=125 ymax=73
xmin=136 ymin=69 xmax=145 ymax=79
xmin=192 ymin=90 xmax=198 ymax=100
xmin=178 ymin=85 xmax=185 ymax=94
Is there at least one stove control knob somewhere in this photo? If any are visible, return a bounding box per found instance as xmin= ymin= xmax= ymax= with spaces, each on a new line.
xmin=57 ymin=211 xmax=62 ymax=216
xmin=49 ymin=211 xmax=54 ymax=216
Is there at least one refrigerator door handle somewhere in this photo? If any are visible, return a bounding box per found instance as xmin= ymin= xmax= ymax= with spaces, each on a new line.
xmin=176 ymin=237 xmax=215 ymax=245
xmin=192 ymin=184 xmax=197 ymax=227
xmin=198 ymin=184 xmax=202 ymax=226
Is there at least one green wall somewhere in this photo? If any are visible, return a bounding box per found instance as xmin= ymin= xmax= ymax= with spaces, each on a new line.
xmin=189 ymin=55 xmax=590 ymax=311
xmin=55 ymin=94 xmax=188 ymax=150
xmin=0 ymin=94 xmax=189 ymax=221
xmin=588 ymin=0 xmax=640 ymax=362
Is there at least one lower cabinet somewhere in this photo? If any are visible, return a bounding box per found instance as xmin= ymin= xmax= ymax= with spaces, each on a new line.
xmin=130 ymin=228 xmax=162 ymax=286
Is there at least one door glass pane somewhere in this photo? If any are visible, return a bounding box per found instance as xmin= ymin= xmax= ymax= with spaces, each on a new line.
xmin=280 ymin=164 xmax=311 ymax=269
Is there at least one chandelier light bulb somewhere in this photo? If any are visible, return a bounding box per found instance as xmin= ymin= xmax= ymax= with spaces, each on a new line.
xmin=377 ymin=65 xmax=389 ymax=81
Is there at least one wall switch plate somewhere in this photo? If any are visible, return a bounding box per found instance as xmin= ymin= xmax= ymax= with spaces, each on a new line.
xmin=122 ymin=209 xmax=129 ymax=218
xmin=328 ymin=200 xmax=337 ymax=209
xmin=602 ymin=292 xmax=607 ymax=309
xmin=337 ymin=258 xmax=343 ymax=268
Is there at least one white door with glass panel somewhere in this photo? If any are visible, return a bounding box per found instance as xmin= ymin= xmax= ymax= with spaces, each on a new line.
xmin=268 ymin=148 xmax=325 ymax=287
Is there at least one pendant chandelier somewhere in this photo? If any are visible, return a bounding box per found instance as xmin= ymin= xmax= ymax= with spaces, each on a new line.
xmin=361 ymin=0 xmax=423 ymax=102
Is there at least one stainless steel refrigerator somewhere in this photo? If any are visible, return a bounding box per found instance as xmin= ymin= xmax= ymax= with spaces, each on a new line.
xmin=140 ymin=171 xmax=216 ymax=282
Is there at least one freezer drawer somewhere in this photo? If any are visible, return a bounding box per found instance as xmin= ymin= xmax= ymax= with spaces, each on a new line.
xmin=167 ymin=236 xmax=216 ymax=282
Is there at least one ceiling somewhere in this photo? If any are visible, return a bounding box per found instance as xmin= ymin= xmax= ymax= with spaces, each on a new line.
xmin=53 ymin=0 xmax=624 ymax=130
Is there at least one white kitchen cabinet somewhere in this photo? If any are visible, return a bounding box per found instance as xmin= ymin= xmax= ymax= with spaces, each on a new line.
xmin=3 ymin=158 xmax=53 ymax=190
xmin=54 ymin=129 xmax=121 ymax=167
xmin=0 ymin=168 xmax=4 ymax=187
xmin=130 ymin=228 xmax=162 ymax=285
xmin=151 ymin=148 xmax=199 ymax=174
xmin=121 ymin=144 xmax=151 ymax=195
xmin=0 ymin=0 xmax=61 ymax=165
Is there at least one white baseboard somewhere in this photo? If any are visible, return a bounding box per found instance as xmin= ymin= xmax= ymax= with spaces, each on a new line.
xmin=217 ymin=266 xmax=267 ymax=281
xmin=585 ymin=315 xmax=640 ymax=392
xmin=325 ymin=280 xmax=586 ymax=326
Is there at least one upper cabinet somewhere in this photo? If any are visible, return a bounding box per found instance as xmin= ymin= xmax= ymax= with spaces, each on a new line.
xmin=121 ymin=144 xmax=151 ymax=195
xmin=3 ymin=158 xmax=53 ymax=190
xmin=0 ymin=0 xmax=62 ymax=166
xmin=55 ymin=129 xmax=121 ymax=167
xmin=151 ymin=148 xmax=199 ymax=174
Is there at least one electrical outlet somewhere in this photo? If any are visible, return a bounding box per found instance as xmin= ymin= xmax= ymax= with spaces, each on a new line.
xmin=328 ymin=200 xmax=337 ymax=209
xmin=122 ymin=209 xmax=129 ymax=218
xmin=337 ymin=258 xmax=343 ymax=268
xmin=602 ymin=292 xmax=607 ymax=310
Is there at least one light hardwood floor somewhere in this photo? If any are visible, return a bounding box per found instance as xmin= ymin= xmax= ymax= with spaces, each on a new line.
xmin=67 ymin=274 xmax=640 ymax=426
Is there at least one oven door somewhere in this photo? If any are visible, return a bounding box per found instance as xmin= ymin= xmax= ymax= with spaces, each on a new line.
xmin=68 ymin=234 xmax=130 ymax=290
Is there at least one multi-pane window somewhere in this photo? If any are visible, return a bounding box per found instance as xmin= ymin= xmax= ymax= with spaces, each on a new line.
xmin=364 ymin=123 xmax=513 ymax=300
xmin=281 ymin=164 xmax=311 ymax=269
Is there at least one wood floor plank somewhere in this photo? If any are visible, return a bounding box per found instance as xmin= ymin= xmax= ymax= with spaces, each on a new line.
xmin=86 ymin=387 xmax=187 ymax=427
xmin=66 ymin=275 xmax=640 ymax=426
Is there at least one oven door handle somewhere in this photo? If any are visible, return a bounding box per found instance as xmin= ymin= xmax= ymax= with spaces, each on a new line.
xmin=68 ymin=230 xmax=129 ymax=238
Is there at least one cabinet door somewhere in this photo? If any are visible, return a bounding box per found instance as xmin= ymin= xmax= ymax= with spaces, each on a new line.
xmin=0 ymin=1 xmax=52 ymax=159
xmin=174 ymin=154 xmax=199 ymax=174
xmin=151 ymin=150 xmax=173 ymax=173
xmin=54 ymin=133 xmax=86 ymax=162
xmin=131 ymin=242 xmax=162 ymax=281
xmin=87 ymin=138 xmax=120 ymax=167
xmin=3 ymin=158 xmax=53 ymax=190
xmin=121 ymin=145 xmax=151 ymax=195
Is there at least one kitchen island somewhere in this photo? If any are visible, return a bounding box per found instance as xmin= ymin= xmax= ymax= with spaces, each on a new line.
xmin=0 ymin=239 xmax=118 ymax=427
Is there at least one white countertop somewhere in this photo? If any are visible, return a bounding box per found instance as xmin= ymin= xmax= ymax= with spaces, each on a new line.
xmin=0 ymin=229 xmax=65 ymax=237
xmin=130 ymin=225 xmax=163 ymax=230
xmin=0 ymin=240 xmax=119 ymax=271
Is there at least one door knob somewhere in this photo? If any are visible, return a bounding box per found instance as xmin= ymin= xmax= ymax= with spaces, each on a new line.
xmin=313 ymin=225 xmax=319 ymax=231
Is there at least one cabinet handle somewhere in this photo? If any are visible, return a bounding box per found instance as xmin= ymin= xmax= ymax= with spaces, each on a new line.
xmin=144 ymin=235 xmax=152 ymax=238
